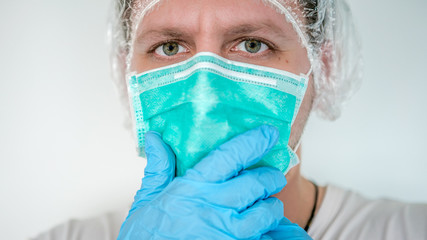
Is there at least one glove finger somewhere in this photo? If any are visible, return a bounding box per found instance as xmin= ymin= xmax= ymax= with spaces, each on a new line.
xmin=264 ymin=217 xmax=313 ymax=240
xmin=200 ymin=167 xmax=286 ymax=211
xmin=229 ymin=197 xmax=284 ymax=239
xmin=184 ymin=125 xmax=279 ymax=183
xmin=260 ymin=235 xmax=273 ymax=240
xmin=130 ymin=131 xmax=176 ymax=212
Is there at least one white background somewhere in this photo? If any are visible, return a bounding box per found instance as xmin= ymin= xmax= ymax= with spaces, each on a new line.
xmin=0 ymin=0 xmax=426 ymax=239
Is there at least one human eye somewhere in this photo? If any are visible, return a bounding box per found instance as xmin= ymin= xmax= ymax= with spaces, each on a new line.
xmin=154 ymin=41 xmax=187 ymax=56
xmin=235 ymin=39 xmax=269 ymax=54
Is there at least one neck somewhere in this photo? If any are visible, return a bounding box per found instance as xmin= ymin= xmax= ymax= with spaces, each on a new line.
xmin=272 ymin=147 xmax=326 ymax=228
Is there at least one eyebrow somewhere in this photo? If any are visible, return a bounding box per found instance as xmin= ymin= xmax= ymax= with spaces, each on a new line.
xmin=139 ymin=29 xmax=187 ymax=39
xmin=225 ymin=24 xmax=276 ymax=36
xmin=136 ymin=29 xmax=191 ymax=45
xmin=223 ymin=23 xmax=292 ymax=41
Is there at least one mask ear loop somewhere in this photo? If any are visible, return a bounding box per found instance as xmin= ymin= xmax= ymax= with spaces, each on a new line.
xmin=286 ymin=116 xmax=305 ymax=176
xmin=293 ymin=134 xmax=303 ymax=153
xmin=292 ymin=65 xmax=312 ymax=154
xmin=302 ymin=66 xmax=313 ymax=81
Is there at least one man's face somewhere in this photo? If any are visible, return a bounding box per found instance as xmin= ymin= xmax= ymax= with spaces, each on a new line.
xmin=130 ymin=0 xmax=315 ymax=149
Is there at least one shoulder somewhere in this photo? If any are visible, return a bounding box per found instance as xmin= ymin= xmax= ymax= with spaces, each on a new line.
xmin=308 ymin=185 xmax=427 ymax=240
xmin=31 ymin=210 xmax=127 ymax=240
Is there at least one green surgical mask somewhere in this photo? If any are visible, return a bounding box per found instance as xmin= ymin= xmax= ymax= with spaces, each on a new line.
xmin=128 ymin=52 xmax=308 ymax=176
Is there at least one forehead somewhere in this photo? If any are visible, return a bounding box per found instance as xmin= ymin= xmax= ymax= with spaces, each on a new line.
xmin=134 ymin=0 xmax=300 ymax=40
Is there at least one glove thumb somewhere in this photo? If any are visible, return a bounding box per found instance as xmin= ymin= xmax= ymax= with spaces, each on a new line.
xmin=129 ymin=131 xmax=176 ymax=213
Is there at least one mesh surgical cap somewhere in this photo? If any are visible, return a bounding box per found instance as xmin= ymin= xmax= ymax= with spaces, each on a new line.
xmin=109 ymin=0 xmax=362 ymax=121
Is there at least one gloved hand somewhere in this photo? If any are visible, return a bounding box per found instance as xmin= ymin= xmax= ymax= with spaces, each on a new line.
xmin=117 ymin=125 xmax=312 ymax=240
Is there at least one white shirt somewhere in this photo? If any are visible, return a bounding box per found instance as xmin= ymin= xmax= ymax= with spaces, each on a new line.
xmin=32 ymin=185 xmax=427 ymax=240
xmin=31 ymin=210 xmax=127 ymax=240
xmin=308 ymin=185 xmax=427 ymax=240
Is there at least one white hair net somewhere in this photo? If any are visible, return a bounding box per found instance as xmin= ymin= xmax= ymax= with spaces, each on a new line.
xmin=108 ymin=0 xmax=362 ymax=121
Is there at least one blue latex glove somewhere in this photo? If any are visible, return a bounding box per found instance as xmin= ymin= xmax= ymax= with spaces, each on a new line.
xmin=118 ymin=125 xmax=312 ymax=240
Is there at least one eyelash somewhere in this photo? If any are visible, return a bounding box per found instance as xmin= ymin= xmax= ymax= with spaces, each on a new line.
xmin=232 ymin=37 xmax=276 ymax=55
xmin=147 ymin=40 xmax=184 ymax=54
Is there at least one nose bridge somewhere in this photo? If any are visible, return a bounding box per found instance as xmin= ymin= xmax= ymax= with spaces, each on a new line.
xmin=194 ymin=6 xmax=223 ymax=56
xmin=195 ymin=35 xmax=222 ymax=56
